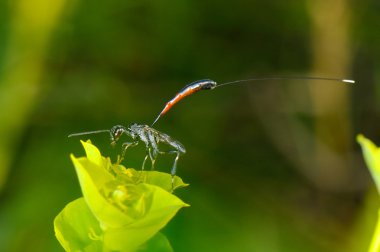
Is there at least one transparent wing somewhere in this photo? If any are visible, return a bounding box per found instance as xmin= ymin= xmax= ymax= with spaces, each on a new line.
xmin=149 ymin=127 xmax=186 ymax=153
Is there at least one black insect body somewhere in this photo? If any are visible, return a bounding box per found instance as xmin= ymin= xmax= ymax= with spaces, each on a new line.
xmin=111 ymin=123 xmax=185 ymax=173
xmin=70 ymin=123 xmax=186 ymax=187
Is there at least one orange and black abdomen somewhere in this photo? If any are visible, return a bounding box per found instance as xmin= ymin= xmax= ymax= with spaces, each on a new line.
xmin=151 ymin=79 xmax=217 ymax=125
xmin=161 ymin=79 xmax=216 ymax=115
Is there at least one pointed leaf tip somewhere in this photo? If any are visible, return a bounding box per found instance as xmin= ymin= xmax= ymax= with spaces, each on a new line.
xmin=80 ymin=140 xmax=102 ymax=166
xmin=357 ymin=134 xmax=380 ymax=194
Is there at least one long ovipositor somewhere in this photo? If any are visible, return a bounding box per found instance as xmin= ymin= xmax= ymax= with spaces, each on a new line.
xmin=151 ymin=76 xmax=355 ymax=126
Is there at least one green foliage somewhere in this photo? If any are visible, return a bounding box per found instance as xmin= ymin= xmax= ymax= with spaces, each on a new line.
xmin=357 ymin=134 xmax=380 ymax=252
xmin=54 ymin=141 xmax=189 ymax=251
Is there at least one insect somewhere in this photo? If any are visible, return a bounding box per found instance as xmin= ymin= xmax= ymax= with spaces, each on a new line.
xmin=68 ymin=123 xmax=186 ymax=188
xmin=151 ymin=76 xmax=355 ymax=126
xmin=70 ymin=75 xmax=355 ymax=190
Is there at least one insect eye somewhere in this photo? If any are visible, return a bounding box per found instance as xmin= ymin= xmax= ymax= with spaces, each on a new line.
xmin=115 ymin=129 xmax=122 ymax=139
xmin=111 ymin=128 xmax=122 ymax=141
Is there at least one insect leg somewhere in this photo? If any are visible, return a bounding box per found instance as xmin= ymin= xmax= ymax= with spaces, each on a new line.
xmin=134 ymin=145 xmax=151 ymax=184
xmin=156 ymin=150 xmax=181 ymax=192
xmin=141 ymin=150 xmax=149 ymax=171
xmin=138 ymin=147 xmax=158 ymax=184
xmin=146 ymin=129 xmax=160 ymax=170
xmin=148 ymin=147 xmax=158 ymax=170
xmin=171 ymin=151 xmax=181 ymax=190
xmin=121 ymin=141 xmax=139 ymax=161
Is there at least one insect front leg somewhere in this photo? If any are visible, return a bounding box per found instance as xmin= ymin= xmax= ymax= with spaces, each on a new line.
xmin=120 ymin=141 xmax=139 ymax=161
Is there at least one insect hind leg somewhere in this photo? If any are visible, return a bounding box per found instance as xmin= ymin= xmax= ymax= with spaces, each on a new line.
xmin=171 ymin=151 xmax=180 ymax=178
xmin=158 ymin=150 xmax=181 ymax=192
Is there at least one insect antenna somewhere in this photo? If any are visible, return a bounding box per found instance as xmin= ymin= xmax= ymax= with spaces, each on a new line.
xmin=68 ymin=129 xmax=110 ymax=138
xmin=216 ymin=76 xmax=355 ymax=88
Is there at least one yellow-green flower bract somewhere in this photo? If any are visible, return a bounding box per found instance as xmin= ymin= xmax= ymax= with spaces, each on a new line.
xmin=54 ymin=140 xmax=189 ymax=252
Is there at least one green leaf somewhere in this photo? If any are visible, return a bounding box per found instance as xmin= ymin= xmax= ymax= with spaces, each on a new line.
xmin=138 ymin=232 xmax=174 ymax=252
xmin=102 ymin=183 xmax=187 ymax=251
xmin=357 ymin=134 xmax=380 ymax=252
xmin=357 ymin=134 xmax=380 ymax=194
xmin=369 ymin=210 xmax=380 ymax=252
xmin=54 ymin=198 xmax=103 ymax=252
xmin=71 ymin=153 xmax=134 ymax=228
xmin=61 ymin=140 xmax=189 ymax=251
xmin=54 ymin=198 xmax=174 ymax=252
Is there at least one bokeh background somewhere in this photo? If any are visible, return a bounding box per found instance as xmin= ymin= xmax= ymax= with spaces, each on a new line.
xmin=0 ymin=0 xmax=379 ymax=251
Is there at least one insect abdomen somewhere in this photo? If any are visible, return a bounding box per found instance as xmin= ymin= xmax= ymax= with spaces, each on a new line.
xmin=172 ymin=141 xmax=186 ymax=153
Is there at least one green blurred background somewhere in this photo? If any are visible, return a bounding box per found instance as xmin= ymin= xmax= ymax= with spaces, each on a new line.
xmin=0 ymin=0 xmax=379 ymax=251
